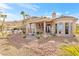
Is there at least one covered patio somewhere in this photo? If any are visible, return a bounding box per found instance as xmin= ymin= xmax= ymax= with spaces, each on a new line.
xmin=26 ymin=19 xmax=55 ymax=36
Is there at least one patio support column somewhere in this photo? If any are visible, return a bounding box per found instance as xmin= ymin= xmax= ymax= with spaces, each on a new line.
xmin=35 ymin=23 xmax=37 ymax=34
xmin=29 ymin=23 xmax=31 ymax=33
xmin=44 ymin=21 xmax=46 ymax=34
xmin=51 ymin=23 xmax=55 ymax=35
xmin=57 ymin=23 xmax=59 ymax=35
xmin=69 ymin=23 xmax=71 ymax=36
xmin=63 ymin=23 xmax=65 ymax=36
xmin=26 ymin=24 xmax=28 ymax=35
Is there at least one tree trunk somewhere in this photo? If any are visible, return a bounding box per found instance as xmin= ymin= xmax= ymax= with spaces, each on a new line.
xmin=1 ymin=18 xmax=5 ymax=37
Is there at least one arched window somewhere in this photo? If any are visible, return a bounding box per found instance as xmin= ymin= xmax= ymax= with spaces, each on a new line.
xmin=58 ymin=23 xmax=64 ymax=34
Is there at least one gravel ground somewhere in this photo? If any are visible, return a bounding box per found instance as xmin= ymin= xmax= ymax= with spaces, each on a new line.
xmin=0 ymin=33 xmax=78 ymax=56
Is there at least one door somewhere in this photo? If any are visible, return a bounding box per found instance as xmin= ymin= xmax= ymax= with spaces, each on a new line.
xmin=46 ymin=24 xmax=51 ymax=33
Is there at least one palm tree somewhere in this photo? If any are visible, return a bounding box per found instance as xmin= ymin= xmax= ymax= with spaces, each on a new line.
xmin=25 ymin=14 xmax=30 ymax=19
xmin=21 ymin=11 xmax=29 ymax=25
xmin=21 ymin=11 xmax=25 ymax=23
xmin=21 ymin=11 xmax=29 ymax=37
xmin=21 ymin=11 xmax=29 ymax=24
xmin=20 ymin=11 xmax=29 ymax=37
xmin=21 ymin=11 xmax=25 ymax=34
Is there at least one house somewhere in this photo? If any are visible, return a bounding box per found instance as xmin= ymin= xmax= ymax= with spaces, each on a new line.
xmin=25 ymin=12 xmax=77 ymax=37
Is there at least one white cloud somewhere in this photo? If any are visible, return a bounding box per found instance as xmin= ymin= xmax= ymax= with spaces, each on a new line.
xmin=17 ymin=3 xmax=40 ymax=11
xmin=0 ymin=13 xmax=20 ymax=21
xmin=0 ymin=3 xmax=13 ymax=15
xmin=0 ymin=3 xmax=18 ymax=21
xmin=0 ymin=3 xmax=12 ymax=10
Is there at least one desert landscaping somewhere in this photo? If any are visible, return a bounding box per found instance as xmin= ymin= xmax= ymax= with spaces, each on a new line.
xmin=0 ymin=3 xmax=79 ymax=56
xmin=0 ymin=32 xmax=79 ymax=56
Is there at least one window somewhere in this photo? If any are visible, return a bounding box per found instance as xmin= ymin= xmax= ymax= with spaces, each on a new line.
xmin=65 ymin=23 xmax=69 ymax=34
xmin=58 ymin=23 xmax=63 ymax=34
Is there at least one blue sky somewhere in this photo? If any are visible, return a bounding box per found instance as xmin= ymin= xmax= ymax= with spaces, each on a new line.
xmin=0 ymin=3 xmax=79 ymax=22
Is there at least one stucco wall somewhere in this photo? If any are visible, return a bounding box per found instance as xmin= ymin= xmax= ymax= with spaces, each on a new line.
xmin=55 ymin=17 xmax=77 ymax=36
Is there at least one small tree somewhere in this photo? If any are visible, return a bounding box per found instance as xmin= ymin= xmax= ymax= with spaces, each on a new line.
xmin=0 ymin=14 xmax=7 ymax=37
xmin=21 ymin=11 xmax=29 ymax=25
xmin=1 ymin=15 xmax=7 ymax=31
xmin=20 ymin=11 xmax=29 ymax=37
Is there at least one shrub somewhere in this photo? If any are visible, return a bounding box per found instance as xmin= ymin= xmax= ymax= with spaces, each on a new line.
xmin=60 ymin=45 xmax=79 ymax=56
xmin=0 ymin=31 xmax=10 ymax=38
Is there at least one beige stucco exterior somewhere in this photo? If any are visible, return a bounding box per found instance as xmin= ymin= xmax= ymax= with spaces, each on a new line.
xmin=24 ymin=15 xmax=77 ymax=37
xmin=55 ymin=16 xmax=77 ymax=36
